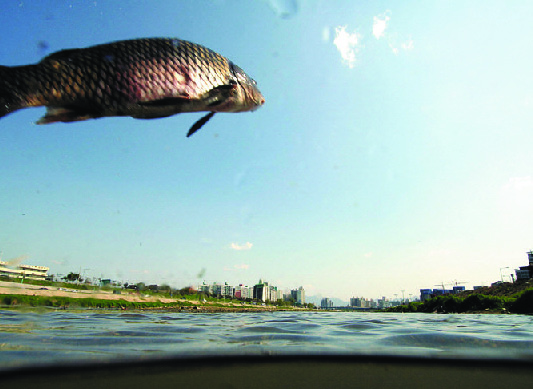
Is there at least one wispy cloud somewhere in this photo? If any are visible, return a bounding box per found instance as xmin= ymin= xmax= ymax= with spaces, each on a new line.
xmin=333 ymin=10 xmax=413 ymax=67
xmin=230 ymin=242 xmax=253 ymax=251
xmin=373 ymin=11 xmax=413 ymax=55
xmin=333 ymin=25 xmax=362 ymax=68
xmin=372 ymin=11 xmax=391 ymax=40
xmin=503 ymin=176 xmax=533 ymax=192
xmin=401 ymin=39 xmax=414 ymax=51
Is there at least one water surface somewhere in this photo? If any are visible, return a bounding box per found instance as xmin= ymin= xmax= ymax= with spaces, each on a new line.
xmin=1 ymin=310 xmax=532 ymax=369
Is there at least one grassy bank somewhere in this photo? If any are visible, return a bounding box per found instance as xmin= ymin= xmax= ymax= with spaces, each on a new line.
xmin=386 ymin=288 xmax=533 ymax=314
xmin=0 ymin=294 xmax=296 ymax=312
xmin=0 ymin=294 xmax=193 ymax=310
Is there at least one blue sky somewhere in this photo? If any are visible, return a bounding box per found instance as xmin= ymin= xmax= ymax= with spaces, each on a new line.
xmin=1 ymin=1 xmax=533 ymax=301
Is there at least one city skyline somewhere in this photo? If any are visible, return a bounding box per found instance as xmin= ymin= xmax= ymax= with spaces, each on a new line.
xmin=3 ymin=251 xmax=530 ymax=305
xmin=2 ymin=2 xmax=533 ymax=302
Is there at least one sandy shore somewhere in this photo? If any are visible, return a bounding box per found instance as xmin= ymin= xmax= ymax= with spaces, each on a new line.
xmin=0 ymin=280 xmax=182 ymax=304
xmin=0 ymin=281 xmax=285 ymax=311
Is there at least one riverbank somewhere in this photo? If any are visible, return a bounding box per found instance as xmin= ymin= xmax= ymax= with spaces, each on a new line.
xmin=0 ymin=280 xmax=297 ymax=312
xmin=386 ymin=280 xmax=533 ymax=314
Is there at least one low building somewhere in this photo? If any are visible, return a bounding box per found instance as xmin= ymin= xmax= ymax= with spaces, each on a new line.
xmin=452 ymin=286 xmax=465 ymax=294
xmin=0 ymin=261 xmax=49 ymax=281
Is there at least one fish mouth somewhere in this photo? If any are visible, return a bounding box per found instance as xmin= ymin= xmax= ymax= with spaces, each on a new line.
xmin=253 ymin=95 xmax=265 ymax=111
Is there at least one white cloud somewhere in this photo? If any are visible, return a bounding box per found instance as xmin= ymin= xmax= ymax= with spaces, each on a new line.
xmin=333 ymin=25 xmax=362 ymax=68
xmin=372 ymin=11 xmax=414 ymax=55
xmin=364 ymin=252 xmax=373 ymax=258
xmin=333 ymin=12 xmax=413 ymax=67
xmin=401 ymin=38 xmax=414 ymax=51
xmin=503 ymin=176 xmax=533 ymax=192
xmin=230 ymin=242 xmax=253 ymax=251
xmin=372 ymin=11 xmax=391 ymax=39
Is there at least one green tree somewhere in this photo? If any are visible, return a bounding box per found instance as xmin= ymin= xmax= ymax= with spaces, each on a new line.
xmin=63 ymin=272 xmax=81 ymax=282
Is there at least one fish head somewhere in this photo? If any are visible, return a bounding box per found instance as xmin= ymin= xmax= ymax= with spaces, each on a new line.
xmin=223 ymin=62 xmax=265 ymax=113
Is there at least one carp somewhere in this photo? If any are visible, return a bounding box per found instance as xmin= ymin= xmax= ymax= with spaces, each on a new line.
xmin=0 ymin=38 xmax=264 ymax=137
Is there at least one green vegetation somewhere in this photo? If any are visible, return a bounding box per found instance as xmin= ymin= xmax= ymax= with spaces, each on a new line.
xmin=0 ymin=294 xmax=195 ymax=310
xmin=0 ymin=276 xmax=313 ymax=311
xmin=385 ymin=287 xmax=533 ymax=314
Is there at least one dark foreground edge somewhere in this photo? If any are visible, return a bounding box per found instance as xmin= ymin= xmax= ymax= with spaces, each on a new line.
xmin=1 ymin=354 xmax=533 ymax=389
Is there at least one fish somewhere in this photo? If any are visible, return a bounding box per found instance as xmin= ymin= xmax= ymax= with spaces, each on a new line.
xmin=0 ymin=38 xmax=265 ymax=137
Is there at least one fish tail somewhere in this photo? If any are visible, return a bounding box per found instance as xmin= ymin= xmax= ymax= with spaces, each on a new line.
xmin=0 ymin=65 xmax=23 ymax=118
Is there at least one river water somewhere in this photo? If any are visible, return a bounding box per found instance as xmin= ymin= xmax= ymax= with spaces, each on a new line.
xmin=1 ymin=310 xmax=532 ymax=370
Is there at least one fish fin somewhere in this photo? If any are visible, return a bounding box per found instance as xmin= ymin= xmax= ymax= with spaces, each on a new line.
xmin=36 ymin=106 xmax=100 ymax=124
xmin=203 ymin=84 xmax=237 ymax=107
xmin=187 ymin=112 xmax=216 ymax=137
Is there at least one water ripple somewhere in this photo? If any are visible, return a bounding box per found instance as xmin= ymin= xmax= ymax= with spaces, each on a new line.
xmin=1 ymin=310 xmax=533 ymax=369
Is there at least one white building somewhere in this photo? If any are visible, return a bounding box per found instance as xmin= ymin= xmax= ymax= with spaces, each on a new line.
xmin=0 ymin=261 xmax=49 ymax=281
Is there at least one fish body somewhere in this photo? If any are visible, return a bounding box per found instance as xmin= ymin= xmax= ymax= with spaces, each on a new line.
xmin=0 ymin=38 xmax=264 ymax=136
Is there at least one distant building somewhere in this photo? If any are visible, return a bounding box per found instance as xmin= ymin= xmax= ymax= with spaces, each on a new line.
xmin=221 ymin=282 xmax=233 ymax=297
xmin=198 ymin=279 xmax=286 ymax=302
xmin=234 ymin=284 xmax=244 ymax=299
xmin=420 ymin=289 xmax=432 ymax=301
xmin=198 ymin=281 xmax=211 ymax=295
xmin=515 ymin=250 xmax=533 ymax=280
xmin=350 ymin=297 xmax=365 ymax=307
xmin=0 ymin=261 xmax=49 ymax=281
xmin=377 ymin=297 xmax=391 ymax=309
xmin=321 ymin=298 xmax=333 ymax=308
xmin=242 ymin=285 xmax=253 ymax=299
xmin=452 ymin=286 xmax=465 ymax=294
xmin=291 ymin=286 xmax=305 ymax=305
xmin=253 ymin=279 xmax=270 ymax=302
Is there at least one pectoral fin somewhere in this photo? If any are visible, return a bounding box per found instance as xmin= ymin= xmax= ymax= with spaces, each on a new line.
xmin=202 ymin=84 xmax=237 ymax=107
xmin=187 ymin=112 xmax=216 ymax=137
xmin=36 ymin=106 xmax=100 ymax=124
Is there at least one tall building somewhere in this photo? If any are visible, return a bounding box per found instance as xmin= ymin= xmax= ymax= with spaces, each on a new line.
xmin=222 ymin=282 xmax=233 ymax=298
xmin=253 ymin=279 xmax=270 ymax=302
xmin=291 ymin=286 xmax=305 ymax=305
xmin=350 ymin=297 xmax=366 ymax=307
xmin=321 ymin=298 xmax=333 ymax=308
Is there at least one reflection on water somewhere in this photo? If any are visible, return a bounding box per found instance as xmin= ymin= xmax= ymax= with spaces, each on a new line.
xmin=1 ymin=310 xmax=532 ymax=369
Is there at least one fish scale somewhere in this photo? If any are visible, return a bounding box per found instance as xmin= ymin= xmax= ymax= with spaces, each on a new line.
xmin=0 ymin=38 xmax=264 ymax=136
